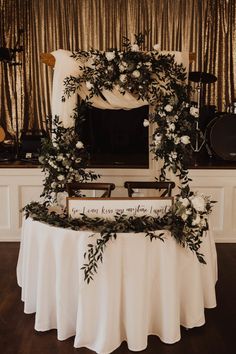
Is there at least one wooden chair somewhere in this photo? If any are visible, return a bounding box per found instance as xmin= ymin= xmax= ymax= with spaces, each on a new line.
xmin=124 ymin=181 xmax=175 ymax=197
xmin=66 ymin=182 xmax=115 ymax=198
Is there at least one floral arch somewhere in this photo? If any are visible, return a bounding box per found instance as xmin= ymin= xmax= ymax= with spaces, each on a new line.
xmin=24 ymin=34 xmax=214 ymax=280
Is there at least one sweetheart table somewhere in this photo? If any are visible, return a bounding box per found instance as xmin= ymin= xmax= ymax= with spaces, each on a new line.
xmin=17 ymin=217 xmax=217 ymax=354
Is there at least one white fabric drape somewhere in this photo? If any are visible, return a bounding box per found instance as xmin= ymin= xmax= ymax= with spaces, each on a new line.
xmin=51 ymin=50 xmax=189 ymax=128
xmin=17 ymin=217 xmax=217 ymax=353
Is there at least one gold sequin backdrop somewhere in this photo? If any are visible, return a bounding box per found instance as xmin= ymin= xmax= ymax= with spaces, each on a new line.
xmin=0 ymin=0 xmax=235 ymax=135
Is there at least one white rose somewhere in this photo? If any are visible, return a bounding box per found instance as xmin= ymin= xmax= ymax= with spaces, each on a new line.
xmin=143 ymin=119 xmax=149 ymax=127
xmin=192 ymin=214 xmax=201 ymax=226
xmin=57 ymin=191 xmax=69 ymax=209
xmin=179 ymin=197 xmax=190 ymax=207
xmin=191 ymin=196 xmax=205 ymax=212
xmin=181 ymin=213 xmax=188 ymax=221
xmin=190 ymin=106 xmax=199 ymax=118
xmin=153 ymin=44 xmax=160 ymax=51
xmin=174 ymin=136 xmax=180 ymax=144
xmin=119 ymin=74 xmax=127 ymax=82
xmin=145 ymin=62 xmax=152 ymax=69
xmin=119 ymin=64 xmax=125 ymax=72
xmin=171 ymin=151 xmax=177 ymax=159
xmin=180 ymin=135 xmax=190 ymax=144
xmin=169 ymin=123 xmax=175 ymax=131
xmin=57 ymin=154 xmax=64 ymax=161
xmin=57 ymin=174 xmax=64 ymax=181
xmin=86 ymin=81 xmax=94 ymax=90
xmin=132 ymin=70 xmax=141 ymax=78
xmin=159 ymin=111 xmax=166 ymax=117
xmin=155 ymin=134 xmax=162 ymax=142
xmin=131 ymin=44 xmax=140 ymax=52
xmin=105 ymin=51 xmax=115 ymax=61
xmin=76 ymin=141 xmax=84 ymax=149
xmin=164 ymin=104 xmax=173 ymax=112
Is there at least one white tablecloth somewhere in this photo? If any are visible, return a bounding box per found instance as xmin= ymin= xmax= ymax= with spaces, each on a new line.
xmin=17 ymin=217 xmax=217 ymax=354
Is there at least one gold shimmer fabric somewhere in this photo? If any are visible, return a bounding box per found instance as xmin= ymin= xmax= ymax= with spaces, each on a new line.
xmin=0 ymin=0 xmax=235 ymax=135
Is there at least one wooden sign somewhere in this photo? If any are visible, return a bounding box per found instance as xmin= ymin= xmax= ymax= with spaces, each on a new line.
xmin=67 ymin=197 xmax=173 ymax=219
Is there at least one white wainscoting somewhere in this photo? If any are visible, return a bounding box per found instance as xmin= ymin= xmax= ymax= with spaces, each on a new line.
xmin=189 ymin=169 xmax=236 ymax=243
xmin=0 ymin=167 xmax=236 ymax=242
xmin=0 ymin=168 xmax=44 ymax=241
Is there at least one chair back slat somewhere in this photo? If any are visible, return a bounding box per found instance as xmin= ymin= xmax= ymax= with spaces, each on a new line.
xmin=124 ymin=181 xmax=175 ymax=197
xmin=66 ymin=182 xmax=115 ymax=198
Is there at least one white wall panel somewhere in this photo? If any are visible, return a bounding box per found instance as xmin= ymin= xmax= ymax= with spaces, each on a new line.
xmin=18 ymin=185 xmax=43 ymax=227
xmin=232 ymin=187 xmax=236 ymax=232
xmin=0 ymin=186 xmax=10 ymax=229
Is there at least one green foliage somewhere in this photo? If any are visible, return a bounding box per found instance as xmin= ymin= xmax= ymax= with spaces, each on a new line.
xmin=39 ymin=114 xmax=99 ymax=204
xmin=22 ymin=33 xmax=216 ymax=283
xmin=23 ymin=194 xmax=215 ymax=282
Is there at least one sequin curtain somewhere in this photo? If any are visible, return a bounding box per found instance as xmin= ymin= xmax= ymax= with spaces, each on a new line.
xmin=0 ymin=0 xmax=235 ymax=136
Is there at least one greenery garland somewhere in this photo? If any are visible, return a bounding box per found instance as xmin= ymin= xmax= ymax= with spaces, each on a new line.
xmin=23 ymin=32 xmax=215 ymax=282
xmin=24 ymin=183 xmax=214 ymax=283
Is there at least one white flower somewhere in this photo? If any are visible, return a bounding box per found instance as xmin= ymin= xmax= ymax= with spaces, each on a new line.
xmin=145 ymin=62 xmax=152 ymax=69
xmin=51 ymin=182 xmax=57 ymax=188
xmin=159 ymin=111 xmax=166 ymax=117
xmin=179 ymin=197 xmax=190 ymax=207
xmin=57 ymin=154 xmax=64 ymax=161
xmin=105 ymin=51 xmax=115 ymax=61
xmin=119 ymin=74 xmax=127 ymax=82
xmin=181 ymin=213 xmax=188 ymax=221
xmin=76 ymin=141 xmax=84 ymax=149
xmin=119 ymin=64 xmax=125 ymax=72
xmin=192 ymin=214 xmax=201 ymax=226
xmin=171 ymin=151 xmax=177 ymax=159
xmin=57 ymin=191 xmax=69 ymax=209
xmin=132 ymin=70 xmax=141 ymax=78
xmin=86 ymin=81 xmax=94 ymax=90
xmin=131 ymin=44 xmax=140 ymax=51
xmin=190 ymin=106 xmax=199 ymax=118
xmin=153 ymin=44 xmax=160 ymax=51
xmin=155 ymin=134 xmax=162 ymax=142
xmin=191 ymin=195 xmax=205 ymax=212
xmin=169 ymin=123 xmax=175 ymax=131
xmin=164 ymin=104 xmax=173 ymax=112
xmin=180 ymin=135 xmax=190 ymax=144
xmin=174 ymin=136 xmax=180 ymax=144
xmin=57 ymin=174 xmax=64 ymax=181
xmin=143 ymin=119 xmax=149 ymax=127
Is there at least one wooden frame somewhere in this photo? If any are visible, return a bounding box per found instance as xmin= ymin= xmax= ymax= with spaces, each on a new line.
xmin=67 ymin=196 xmax=173 ymax=219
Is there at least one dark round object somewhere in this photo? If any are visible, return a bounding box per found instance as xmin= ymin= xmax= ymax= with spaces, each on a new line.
xmin=188 ymin=71 xmax=217 ymax=84
xmin=206 ymin=113 xmax=236 ymax=160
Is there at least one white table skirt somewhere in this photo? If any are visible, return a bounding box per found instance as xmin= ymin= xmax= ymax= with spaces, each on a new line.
xmin=17 ymin=217 xmax=217 ymax=354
